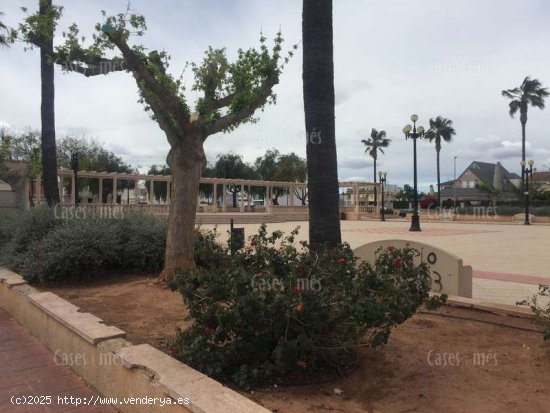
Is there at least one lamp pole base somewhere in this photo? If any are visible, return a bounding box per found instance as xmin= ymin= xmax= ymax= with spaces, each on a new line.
xmin=409 ymin=214 xmax=421 ymax=232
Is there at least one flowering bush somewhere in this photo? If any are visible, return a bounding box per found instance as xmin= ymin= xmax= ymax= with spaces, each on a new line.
xmin=171 ymin=224 xmax=442 ymax=388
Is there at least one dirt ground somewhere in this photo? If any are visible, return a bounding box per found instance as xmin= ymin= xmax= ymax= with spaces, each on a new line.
xmin=48 ymin=275 xmax=550 ymax=413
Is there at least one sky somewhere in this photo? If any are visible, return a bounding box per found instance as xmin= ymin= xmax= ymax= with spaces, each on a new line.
xmin=2 ymin=0 xmax=550 ymax=190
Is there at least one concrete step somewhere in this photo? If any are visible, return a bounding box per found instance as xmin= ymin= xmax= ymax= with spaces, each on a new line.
xmin=195 ymin=213 xmax=286 ymax=225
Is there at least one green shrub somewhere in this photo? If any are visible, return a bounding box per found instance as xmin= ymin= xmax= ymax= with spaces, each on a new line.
xmin=171 ymin=224 xmax=440 ymax=388
xmin=518 ymin=285 xmax=550 ymax=341
xmin=392 ymin=201 xmax=409 ymax=209
xmin=0 ymin=207 xmax=222 ymax=283
xmin=117 ymin=212 xmax=168 ymax=273
xmin=533 ymin=206 xmax=550 ymax=217
xmin=22 ymin=218 xmax=121 ymax=283
xmin=494 ymin=206 xmax=523 ymax=216
xmin=0 ymin=208 xmax=21 ymax=246
xmin=0 ymin=208 xmax=61 ymax=271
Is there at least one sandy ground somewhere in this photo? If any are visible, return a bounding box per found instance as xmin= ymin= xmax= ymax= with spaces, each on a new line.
xmin=49 ymin=275 xmax=550 ymax=413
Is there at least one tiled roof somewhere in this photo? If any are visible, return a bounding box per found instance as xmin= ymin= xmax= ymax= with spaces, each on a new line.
xmin=532 ymin=171 xmax=550 ymax=182
xmin=467 ymin=161 xmax=520 ymax=187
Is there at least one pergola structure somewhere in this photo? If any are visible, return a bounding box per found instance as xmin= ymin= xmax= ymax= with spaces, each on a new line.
xmin=31 ymin=170 xmax=380 ymax=216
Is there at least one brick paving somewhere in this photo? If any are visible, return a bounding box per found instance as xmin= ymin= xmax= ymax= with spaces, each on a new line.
xmin=341 ymin=227 xmax=500 ymax=236
xmin=0 ymin=309 xmax=118 ymax=413
xmin=474 ymin=269 xmax=550 ymax=286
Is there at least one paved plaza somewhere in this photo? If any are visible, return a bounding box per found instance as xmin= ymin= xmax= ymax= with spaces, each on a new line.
xmin=0 ymin=308 xmax=118 ymax=413
xmin=207 ymin=219 xmax=550 ymax=306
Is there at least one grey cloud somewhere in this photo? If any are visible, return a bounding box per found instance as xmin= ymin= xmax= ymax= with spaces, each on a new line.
xmin=2 ymin=0 xmax=550 ymax=188
xmin=339 ymin=156 xmax=373 ymax=170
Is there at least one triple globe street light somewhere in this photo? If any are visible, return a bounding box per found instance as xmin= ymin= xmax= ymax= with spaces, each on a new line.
xmin=402 ymin=114 xmax=425 ymax=232
xmin=521 ymin=159 xmax=534 ymax=225
xmin=378 ymin=171 xmax=387 ymax=222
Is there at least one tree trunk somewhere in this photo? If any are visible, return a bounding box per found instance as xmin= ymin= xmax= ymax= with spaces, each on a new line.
xmin=39 ymin=0 xmax=60 ymax=206
xmin=160 ymin=141 xmax=205 ymax=282
xmin=303 ymin=0 xmax=341 ymax=248
xmin=436 ymin=149 xmax=441 ymax=207
xmin=232 ymin=190 xmax=237 ymax=208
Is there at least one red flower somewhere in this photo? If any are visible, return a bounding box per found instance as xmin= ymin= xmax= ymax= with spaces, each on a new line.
xmin=329 ymin=259 xmax=335 ymax=264
xmin=170 ymin=347 xmax=178 ymax=356
xmin=203 ymin=327 xmax=211 ymax=335
xmin=393 ymin=258 xmax=402 ymax=267
xmin=337 ymin=258 xmax=346 ymax=264
xmin=250 ymin=240 xmax=257 ymax=247
xmin=297 ymin=360 xmax=307 ymax=368
xmin=297 ymin=263 xmax=306 ymax=271
xmin=387 ymin=246 xmax=395 ymax=252
xmin=295 ymin=304 xmax=304 ymax=313
xmin=293 ymin=284 xmax=301 ymax=295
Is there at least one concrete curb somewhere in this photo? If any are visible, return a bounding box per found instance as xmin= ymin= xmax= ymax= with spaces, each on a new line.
xmin=0 ymin=268 xmax=270 ymax=413
xmin=444 ymin=295 xmax=533 ymax=319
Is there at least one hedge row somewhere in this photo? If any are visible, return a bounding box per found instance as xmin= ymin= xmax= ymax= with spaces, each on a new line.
xmin=0 ymin=207 xmax=170 ymax=283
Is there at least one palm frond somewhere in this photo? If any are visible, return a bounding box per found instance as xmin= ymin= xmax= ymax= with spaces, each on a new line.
xmin=529 ymin=94 xmax=546 ymax=109
xmin=426 ymin=116 xmax=456 ymax=148
xmin=505 ymin=77 xmax=548 ymax=115
xmin=508 ymin=100 xmax=521 ymax=117
xmin=502 ymin=88 xmax=520 ymax=99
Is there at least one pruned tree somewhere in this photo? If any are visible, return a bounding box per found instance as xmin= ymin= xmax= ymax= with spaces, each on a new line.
xmin=40 ymin=8 xmax=294 ymax=279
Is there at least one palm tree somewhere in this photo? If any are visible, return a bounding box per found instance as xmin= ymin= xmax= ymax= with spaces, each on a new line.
xmin=361 ymin=128 xmax=391 ymax=207
xmin=0 ymin=12 xmax=11 ymax=47
xmin=38 ymin=0 xmax=60 ymax=205
xmin=502 ymin=76 xmax=549 ymax=185
xmin=425 ymin=116 xmax=456 ymax=208
xmin=303 ymin=0 xmax=341 ymax=247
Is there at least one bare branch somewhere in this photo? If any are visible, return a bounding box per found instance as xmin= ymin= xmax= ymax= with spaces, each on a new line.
xmin=203 ymin=80 xmax=276 ymax=137
xmin=104 ymin=31 xmax=190 ymax=132
xmin=206 ymin=92 xmax=237 ymax=112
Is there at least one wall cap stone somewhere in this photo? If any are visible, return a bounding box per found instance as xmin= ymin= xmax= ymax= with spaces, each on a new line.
xmin=119 ymin=344 xmax=271 ymax=413
xmin=0 ymin=267 xmax=27 ymax=287
xmin=27 ymin=291 xmax=126 ymax=344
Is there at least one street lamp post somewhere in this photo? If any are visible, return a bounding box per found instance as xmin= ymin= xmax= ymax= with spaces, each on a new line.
xmin=70 ymin=152 xmax=79 ymax=207
xmin=521 ymin=160 xmax=534 ymax=225
xmin=378 ymin=171 xmax=387 ymax=222
xmin=453 ymin=156 xmax=458 ymax=209
xmin=402 ymin=114 xmax=425 ymax=232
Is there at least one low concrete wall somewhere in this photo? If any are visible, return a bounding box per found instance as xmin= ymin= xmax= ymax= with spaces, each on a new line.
xmin=0 ymin=268 xmax=269 ymax=413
